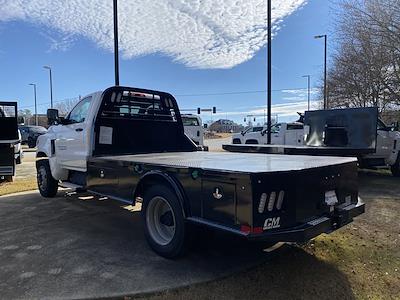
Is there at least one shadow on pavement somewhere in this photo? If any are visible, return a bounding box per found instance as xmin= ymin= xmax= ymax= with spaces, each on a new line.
xmin=0 ymin=191 xmax=355 ymax=300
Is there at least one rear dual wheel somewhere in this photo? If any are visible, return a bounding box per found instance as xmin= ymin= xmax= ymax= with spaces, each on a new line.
xmin=142 ymin=184 xmax=187 ymax=258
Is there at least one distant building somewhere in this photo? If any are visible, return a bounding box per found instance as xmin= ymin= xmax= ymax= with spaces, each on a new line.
xmin=209 ymin=119 xmax=243 ymax=133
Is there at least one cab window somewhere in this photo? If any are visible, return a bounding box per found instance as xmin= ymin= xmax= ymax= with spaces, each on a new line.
xmin=271 ymin=124 xmax=281 ymax=133
xmin=182 ymin=117 xmax=199 ymax=126
xmin=67 ymin=97 xmax=92 ymax=123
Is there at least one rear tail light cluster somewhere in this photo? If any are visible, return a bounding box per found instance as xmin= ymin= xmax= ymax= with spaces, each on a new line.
xmin=258 ymin=191 xmax=285 ymax=213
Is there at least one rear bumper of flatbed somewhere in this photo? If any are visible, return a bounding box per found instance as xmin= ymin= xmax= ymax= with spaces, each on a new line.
xmin=247 ymin=201 xmax=365 ymax=242
xmin=188 ymin=200 xmax=365 ymax=243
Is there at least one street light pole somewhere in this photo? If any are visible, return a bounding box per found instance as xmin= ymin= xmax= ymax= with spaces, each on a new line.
xmin=314 ymin=34 xmax=327 ymax=109
xmin=113 ymin=0 xmax=120 ymax=86
xmin=267 ymin=0 xmax=272 ymax=144
xmin=302 ymin=75 xmax=311 ymax=111
xmin=29 ymin=83 xmax=38 ymax=125
xmin=43 ymin=66 xmax=53 ymax=108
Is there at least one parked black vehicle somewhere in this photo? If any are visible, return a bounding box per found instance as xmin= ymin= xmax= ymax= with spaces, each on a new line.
xmin=19 ymin=125 xmax=47 ymax=148
xmin=0 ymin=102 xmax=18 ymax=182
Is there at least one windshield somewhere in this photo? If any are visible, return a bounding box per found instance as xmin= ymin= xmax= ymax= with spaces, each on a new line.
xmin=243 ymin=126 xmax=264 ymax=134
xmin=182 ymin=116 xmax=200 ymax=126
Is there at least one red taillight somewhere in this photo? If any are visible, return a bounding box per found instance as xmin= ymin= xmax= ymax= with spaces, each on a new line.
xmin=252 ymin=227 xmax=263 ymax=234
xmin=240 ymin=225 xmax=263 ymax=234
xmin=240 ymin=225 xmax=251 ymax=234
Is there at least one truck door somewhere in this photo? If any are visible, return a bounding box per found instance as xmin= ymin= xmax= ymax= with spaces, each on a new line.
xmin=270 ymin=123 xmax=284 ymax=145
xmin=285 ymin=123 xmax=304 ymax=146
xmin=373 ymin=120 xmax=393 ymax=158
xmin=56 ymin=96 xmax=92 ymax=171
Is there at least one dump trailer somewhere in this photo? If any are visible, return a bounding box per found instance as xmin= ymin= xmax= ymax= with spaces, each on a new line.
xmin=0 ymin=102 xmax=18 ymax=181
xmin=36 ymin=86 xmax=365 ymax=258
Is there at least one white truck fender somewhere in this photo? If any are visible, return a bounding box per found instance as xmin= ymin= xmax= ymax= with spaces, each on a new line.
xmin=36 ymin=131 xmax=68 ymax=181
xmin=385 ymin=132 xmax=400 ymax=166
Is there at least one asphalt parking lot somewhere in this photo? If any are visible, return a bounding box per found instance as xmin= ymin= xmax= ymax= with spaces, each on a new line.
xmin=0 ymin=190 xmax=273 ymax=299
xmin=1 ymin=144 xmax=399 ymax=299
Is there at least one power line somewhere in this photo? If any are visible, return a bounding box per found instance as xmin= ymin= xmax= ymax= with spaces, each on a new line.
xmin=175 ymin=87 xmax=313 ymax=97
xmin=18 ymin=86 xmax=319 ymax=110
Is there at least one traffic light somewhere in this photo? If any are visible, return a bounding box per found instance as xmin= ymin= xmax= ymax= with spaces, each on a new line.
xmin=213 ymin=106 xmax=216 ymax=114
xmin=197 ymin=107 xmax=201 ymax=114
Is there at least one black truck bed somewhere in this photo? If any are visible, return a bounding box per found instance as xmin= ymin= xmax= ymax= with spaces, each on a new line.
xmin=94 ymin=151 xmax=356 ymax=173
xmin=87 ymin=150 xmax=362 ymax=243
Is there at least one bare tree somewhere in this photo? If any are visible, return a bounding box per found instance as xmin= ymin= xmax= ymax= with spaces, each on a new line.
xmin=54 ymin=97 xmax=79 ymax=116
xmin=325 ymin=0 xmax=400 ymax=113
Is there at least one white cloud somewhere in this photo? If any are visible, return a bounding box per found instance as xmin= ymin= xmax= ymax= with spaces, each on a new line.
xmin=40 ymin=32 xmax=76 ymax=52
xmin=281 ymin=88 xmax=319 ymax=101
xmin=0 ymin=0 xmax=307 ymax=69
xmin=214 ymin=99 xmax=321 ymax=119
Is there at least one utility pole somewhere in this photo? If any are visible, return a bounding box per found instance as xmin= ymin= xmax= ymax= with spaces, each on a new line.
xmin=302 ymin=75 xmax=311 ymax=111
xmin=267 ymin=0 xmax=272 ymax=144
xmin=113 ymin=0 xmax=120 ymax=86
xmin=314 ymin=34 xmax=327 ymax=109
xmin=43 ymin=66 xmax=53 ymax=108
xmin=29 ymin=83 xmax=38 ymax=125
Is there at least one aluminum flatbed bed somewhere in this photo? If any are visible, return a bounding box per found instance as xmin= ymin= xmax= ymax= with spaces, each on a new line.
xmin=222 ymin=144 xmax=374 ymax=156
xmin=93 ymin=151 xmax=357 ymax=173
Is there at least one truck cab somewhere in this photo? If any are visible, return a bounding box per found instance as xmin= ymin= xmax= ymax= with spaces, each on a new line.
xmin=36 ymin=92 xmax=102 ymax=178
xmin=361 ymin=119 xmax=400 ymax=175
xmin=232 ymin=123 xmax=304 ymax=146
xmin=181 ymin=114 xmax=205 ymax=146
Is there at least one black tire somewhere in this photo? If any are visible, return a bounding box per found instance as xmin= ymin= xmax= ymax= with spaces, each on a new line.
xmin=232 ymin=138 xmax=242 ymax=144
xmin=4 ymin=175 xmax=13 ymax=182
xmin=36 ymin=160 xmax=58 ymax=197
xmin=16 ymin=152 xmax=21 ymax=165
xmin=245 ymin=139 xmax=259 ymax=144
xmin=142 ymin=184 xmax=187 ymax=258
xmin=28 ymin=138 xmax=35 ymax=148
xmin=391 ymin=157 xmax=400 ymax=177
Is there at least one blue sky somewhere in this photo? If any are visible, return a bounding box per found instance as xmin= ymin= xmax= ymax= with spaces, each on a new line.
xmin=0 ymin=0 xmax=333 ymax=124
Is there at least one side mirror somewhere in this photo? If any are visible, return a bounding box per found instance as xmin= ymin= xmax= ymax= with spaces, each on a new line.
xmin=47 ymin=108 xmax=59 ymax=125
xmin=203 ymin=124 xmax=208 ymax=129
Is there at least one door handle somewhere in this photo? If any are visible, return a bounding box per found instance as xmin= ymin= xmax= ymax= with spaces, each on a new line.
xmin=75 ymin=128 xmax=83 ymax=132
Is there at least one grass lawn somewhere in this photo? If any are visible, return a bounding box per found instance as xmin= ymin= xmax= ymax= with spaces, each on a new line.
xmin=0 ymin=178 xmax=37 ymax=196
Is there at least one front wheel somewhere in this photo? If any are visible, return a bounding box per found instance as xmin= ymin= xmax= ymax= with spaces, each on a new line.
xmin=3 ymin=175 xmax=13 ymax=182
xmin=142 ymin=184 xmax=187 ymax=258
xmin=28 ymin=138 xmax=36 ymax=148
xmin=36 ymin=160 xmax=58 ymax=197
xmin=391 ymin=163 xmax=400 ymax=177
